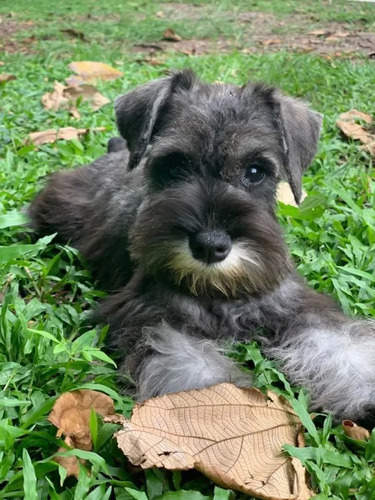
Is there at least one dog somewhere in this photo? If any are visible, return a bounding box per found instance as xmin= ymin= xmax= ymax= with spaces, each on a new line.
xmin=29 ymin=69 xmax=375 ymax=423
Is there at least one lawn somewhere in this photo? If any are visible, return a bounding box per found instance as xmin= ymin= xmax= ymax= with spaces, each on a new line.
xmin=1 ymin=0 xmax=375 ymax=498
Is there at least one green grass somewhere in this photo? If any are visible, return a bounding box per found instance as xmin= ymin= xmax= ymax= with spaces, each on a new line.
xmin=1 ymin=0 xmax=375 ymax=498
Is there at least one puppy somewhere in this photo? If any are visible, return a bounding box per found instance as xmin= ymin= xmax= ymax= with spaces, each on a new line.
xmin=29 ymin=70 xmax=375 ymax=422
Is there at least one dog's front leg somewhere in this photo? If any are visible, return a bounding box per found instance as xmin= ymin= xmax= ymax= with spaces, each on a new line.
xmin=264 ymin=285 xmax=375 ymax=422
xmin=128 ymin=324 xmax=251 ymax=401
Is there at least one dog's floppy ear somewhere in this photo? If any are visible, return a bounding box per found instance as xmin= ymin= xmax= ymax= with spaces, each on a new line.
xmin=115 ymin=70 xmax=197 ymax=170
xmin=274 ymin=93 xmax=323 ymax=204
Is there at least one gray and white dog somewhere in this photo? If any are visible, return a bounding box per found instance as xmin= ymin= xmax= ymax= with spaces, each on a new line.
xmin=29 ymin=70 xmax=375 ymax=422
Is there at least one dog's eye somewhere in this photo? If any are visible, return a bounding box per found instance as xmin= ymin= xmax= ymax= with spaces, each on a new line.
xmin=242 ymin=165 xmax=265 ymax=186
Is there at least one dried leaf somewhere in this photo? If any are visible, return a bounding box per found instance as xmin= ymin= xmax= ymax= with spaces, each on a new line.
xmin=290 ymin=458 xmax=312 ymax=500
xmin=339 ymin=110 xmax=372 ymax=123
xmin=337 ymin=120 xmax=373 ymax=144
xmin=49 ymin=390 xmax=115 ymax=447
xmin=325 ymin=32 xmax=349 ymax=42
xmin=64 ymin=83 xmax=110 ymax=111
xmin=104 ymin=413 xmax=128 ymax=425
xmin=41 ymin=80 xmax=110 ymax=116
xmin=49 ymin=390 xmax=115 ymax=477
xmin=65 ymin=75 xmax=86 ymax=86
xmin=60 ymin=28 xmax=86 ymax=41
xmin=261 ymin=39 xmax=282 ymax=46
xmin=162 ymin=28 xmax=182 ymax=42
xmin=133 ymin=42 xmax=164 ymax=52
xmin=88 ymin=89 xmax=111 ymax=111
xmin=68 ymin=61 xmax=123 ymax=82
xmin=136 ymin=57 xmax=164 ymax=67
xmin=342 ymin=420 xmax=370 ymax=441
xmin=277 ymin=182 xmax=307 ymax=206
xmin=308 ymin=29 xmax=326 ymax=36
xmin=27 ymin=126 xmax=105 ymax=145
xmin=336 ymin=109 xmax=374 ymax=154
xmin=0 ymin=73 xmax=16 ymax=82
xmin=115 ymin=383 xmax=313 ymax=500
xmin=54 ymin=446 xmax=83 ymax=478
xmin=41 ymin=81 xmax=68 ymax=112
xmin=362 ymin=142 xmax=375 ymax=156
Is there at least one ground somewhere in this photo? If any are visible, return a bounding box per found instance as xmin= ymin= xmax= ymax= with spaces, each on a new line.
xmin=1 ymin=0 xmax=375 ymax=499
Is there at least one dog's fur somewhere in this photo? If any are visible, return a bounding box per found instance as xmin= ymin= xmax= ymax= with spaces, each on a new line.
xmin=29 ymin=70 xmax=375 ymax=422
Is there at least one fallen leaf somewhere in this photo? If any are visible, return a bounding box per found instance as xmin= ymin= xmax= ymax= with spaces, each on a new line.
xmin=62 ymin=82 xmax=110 ymax=111
xmin=68 ymin=61 xmax=123 ymax=82
xmin=133 ymin=43 xmax=164 ymax=53
xmin=0 ymin=74 xmax=16 ymax=82
xmin=325 ymin=32 xmax=349 ymax=42
xmin=27 ymin=126 xmax=105 ymax=145
xmin=162 ymin=28 xmax=182 ymax=42
xmin=135 ymin=57 xmax=164 ymax=66
xmin=338 ymin=121 xmax=372 ymax=143
xmin=115 ymin=383 xmax=313 ymax=500
xmin=49 ymin=389 xmax=115 ymax=448
xmin=336 ymin=109 xmax=375 ymax=155
xmin=104 ymin=413 xmax=128 ymax=425
xmin=54 ymin=448 xmax=80 ymax=477
xmin=342 ymin=420 xmax=370 ymax=440
xmin=60 ymin=28 xmax=86 ymax=41
xmin=308 ymin=29 xmax=326 ymax=36
xmin=290 ymin=458 xmax=312 ymax=500
xmin=261 ymin=39 xmax=282 ymax=46
xmin=363 ymin=142 xmax=375 ymax=155
xmin=277 ymin=182 xmax=307 ymax=206
xmin=49 ymin=390 xmax=115 ymax=477
xmin=41 ymin=80 xmax=110 ymax=117
xmin=339 ymin=109 xmax=372 ymax=124
xmin=65 ymin=75 xmax=86 ymax=86
xmin=41 ymin=81 xmax=67 ymax=112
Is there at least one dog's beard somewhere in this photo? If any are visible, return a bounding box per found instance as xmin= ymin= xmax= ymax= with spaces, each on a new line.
xmin=167 ymin=239 xmax=265 ymax=297
xmin=136 ymin=238 xmax=280 ymax=298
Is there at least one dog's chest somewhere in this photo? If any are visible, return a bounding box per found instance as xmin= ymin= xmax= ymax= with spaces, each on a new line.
xmin=171 ymin=295 xmax=263 ymax=341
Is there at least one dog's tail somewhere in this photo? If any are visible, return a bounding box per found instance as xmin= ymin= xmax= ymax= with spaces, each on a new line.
xmin=107 ymin=137 xmax=127 ymax=154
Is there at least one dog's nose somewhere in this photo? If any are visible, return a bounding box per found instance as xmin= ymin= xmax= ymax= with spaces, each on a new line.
xmin=189 ymin=231 xmax=231 ymax=264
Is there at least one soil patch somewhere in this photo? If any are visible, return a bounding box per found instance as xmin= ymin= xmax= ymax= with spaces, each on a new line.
xmin=131 ymin=4 xmax=375 ymax=58
xmin=0 ymin=18 xmax=37 ymax=54
xmin=132 ymin=30 xmax=375 ymax=58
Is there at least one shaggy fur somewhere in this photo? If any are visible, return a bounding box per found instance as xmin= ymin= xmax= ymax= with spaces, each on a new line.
xmin=29 ymin=70 xmax=375 ymax=422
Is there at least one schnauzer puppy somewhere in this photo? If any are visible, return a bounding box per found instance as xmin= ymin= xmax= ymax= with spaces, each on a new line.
xmin=29 ymin=70 xmax=375 ymax=422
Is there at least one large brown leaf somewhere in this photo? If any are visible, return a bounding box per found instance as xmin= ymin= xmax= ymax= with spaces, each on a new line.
xmin=115 ymin=383 xmax=313 ymax=500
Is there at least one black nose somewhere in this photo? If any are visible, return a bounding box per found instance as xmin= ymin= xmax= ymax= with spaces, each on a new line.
xmin=189 ymin=231 xmax=232 ymax=264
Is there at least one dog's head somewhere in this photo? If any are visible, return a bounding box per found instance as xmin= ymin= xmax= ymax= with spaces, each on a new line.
xmin=115 ymin=70 xmax=322 ymax=298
